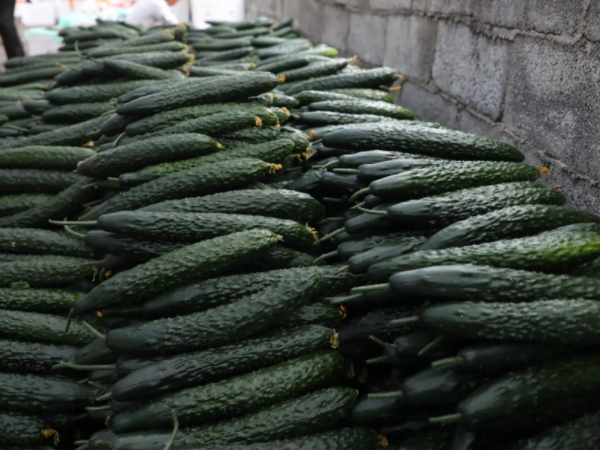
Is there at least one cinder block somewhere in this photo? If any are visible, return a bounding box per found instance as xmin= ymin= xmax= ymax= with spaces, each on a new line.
xmin=396 ymin=81 xmax=460 ymax=128
xmin=294 ymin=0 xmax=323 ymax=40
xmin=254 ymin=0 xmax=282 ymax=18
xmin=369 ymin=0 xmax=412 ymax=11
xmin=384 ymin=14 xmax=438 ymax=81
xmin=321 ymin=4 xmax=350 ymax=52
xmin=474 ymin=0 xmax=526 ymax=28
xmin=458 ymin=109 xmax=513 ymax=144
xmin=432 ymin=21 xmax=509 ymax=119
xmin=347 ymin=12 xmax=387 ymax=65
xmin=586 ymin=1 xmax=600 ymax=42
xmin=525 ymin=0 xmax=584 ymax=35
xmin=412 ymin=0 xmax=448 ymax=13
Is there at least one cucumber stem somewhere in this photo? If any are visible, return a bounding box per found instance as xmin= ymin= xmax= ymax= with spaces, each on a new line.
xmin=320 ymin=227 xmax=344 ymax=242
xmin=418 ymin=336 xmax=445 ymax=356
xmin=322 ymin=197 xmax=344 ymax=203
xmin=389 ymin=316 xmax=419 ymax=326
xmin=313 ymin=160 xmax=339 ymax=170
xmin=77 ymin=378 xmax=89 ymax=385
xmin=163 ymin=410 xmax=179 ymax=450
xmin=368 ymin=335 xmax=395 ymax=349
xmin=65 ymin=308 xmax=74 ymax=333
xmin=337 ymin=265 xmax=350 ymax=272
xmin=357 ymin=207 xmax=387 ymax=216
xmin=64 ymin=225 xmax=86 ymax=240
xmin=86 ymin=405 xmax=111 ymax=412
xmin=96 ymin=392 xmax=113 ymax=402
xmin=366 ymin=355 xmax=387 ymax=365
xmin=431 ymin=357 xmax=463 ymax=369
xmin=97 ymin=307 xmax=142 ymax=317
xmin=327 ymin=293 xmax=361 ymax=305
xmin=350 ymin=201 xmax=366 ymax=210
xmin=314 ymin=250 xmax=338 ymax=264
xmin=333 ymin=168 xmax=358 ymax=174
xmin=82 ymin=321 xmax=106 ymax=340
xmin=87 ymin=381 xmax=108 ymax=390
xmin=368 ymin=390 xmax=404 ymax=399
xmin=429 ymin=413 xmax=462 ymax=425
xmin=352 ymin=283 xmax=388 ymax=293
xmin=49 ymin=219 xmax=97 ymax=227
xmin=52 ymin=362 xmax=117 ymax=371
xmin=74 ymin=440 xmax=90 ymax=445
xmin=349 ymin=187 xmax=370 ymax=202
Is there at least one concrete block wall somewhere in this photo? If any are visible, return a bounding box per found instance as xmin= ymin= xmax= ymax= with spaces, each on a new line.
xmin=246 ymin=0 xmax=600 ymax=214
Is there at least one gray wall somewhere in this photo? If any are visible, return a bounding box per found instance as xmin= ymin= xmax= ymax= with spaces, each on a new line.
xmin=247 ymin=0 xmax=600 ymax=214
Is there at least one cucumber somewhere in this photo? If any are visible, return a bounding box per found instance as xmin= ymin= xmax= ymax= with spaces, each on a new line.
xmin=254 ymin=57 xmax=319 ymax=74
xmin=41 ymin=102 xmax=114 ymax=124
xmin=0 ymin=146 xmax=95 ymax=170
xmin=350 ymin=396 xmax=406 ymax=426
xmin=212 ymin=27 xmax=270 ymax=39
xmin=505 ymin=408 xmax=600 ymax=450
xmin=0 ymin=288 xmax=83 ymax=313
xmin=100 ymin=113 xmax=138 ymax=137
xmin=356 ymin=161 xmax=541 ymax=201
xmin=0 ymin=104 xmax=32 ymax=120
xmin=0 ymin=309 xmax=97 ymax=346
xmin=117 ymin=81 xmax=191 ymax=104
xmin=198 ymin=46 xmax=254 ymax=62
xmin=0 ymin=178 xmax=96 ymax=229
xmin=351 ymin=158 xmax=440 ymax=181
xmin=0 ymin=411 xmax=53 ymax=444
xmin=219 ymin=125 xmax=281 ymax=145
xmin=73 ymin=229 xmax=279 ymax=314
xmin=103 ymin=59 xmax=182 ymax=80
xmin=0 ymin=66 xmax=66 ymax=87
xmin=117 ymin=72 xmax=280 ymax=117
xmin=62 ymin=29 xmax=135 ymax=44
xmin=140 ymin=188 xmax=325 ymax=222
xmin=111 ymin=325 xmax=333 ymax=401
xmin=22 ymin=99 xmax=54 ymax=115
xmin=309 ymin=100 xmax=416 ymax=120
xmin=280 ymin=126 xmax=311 ymax=152
xmin=116 ymin=355 xmax=160 ymax=376
xmin=0 ymin=194 xmax=53 ymax=217
xmin=0 ymin=228 xmax=93 ymax=258
xmin=320 ymin=172 xmax=369 ymax=196
xmin=112 ymin=350 xmax=346 ymax=432
xmin=336 ymin=232 xmax=414 ymax=260
xmin=367 ymin=223 xmax=600 ymax=282
xmin=279 ymin=59 xmax=348 ymax=83
xmin=421 ymin=300 xmax=600 ymax=346
xmin=47 ymin=80 xmax=165 ymax=105
xmin=88 ymin=388 xmax=358 ymax=450
xmin=420 ymin=204 xmax=600 ymax=250
xmin=118 ymin=141 xmax=292 ymax=187
xmin=285 ymin=304 xmax=343 ymax=328
xmin=398 ymin=430 xmax=451 ymax=450
xmin=285 ymin=67 xmax=399 ymax=95
xmin=345 ymin=236 xmax=428 ymax=275
xmin=185 ymin=66 xmax=242 ymax=77
xmin=5 ymin=51 xmax=80 ymax=68
xmin=338 ymin=150 xmax=434 ymax=168
xmin=96 ymin=211 xmax=319 ymax=247
xmin=87 ymin=30 xmax=174 ymax=52
xmin=29 ymin=123 xmax=66 ymax=134
xmin=84 ymin=230 xmax=184 ymax=260
xmin=80 ymin=158 xmax=275 ymax=220
xmin=74 ymin=337 xmax=116 ymax=365
xmin=383 ymin=182 xmax=566 ymax=226
xmin=87 ymin=41 xmax=185 ymax=58
xmin=0 ymin=169 xmax=81 ymax=195
xmin=332 ymin=88 xmax=394 ymax=103
xmin=0 ymin=255 xmax=96 ymax=288
xmin=104 ymin=267 xmax=321 ymax=355
xmin=0 ymin=339 xmax=78 ymax=374
xmin=192 ymin=38 xmax=252 ymax=51
xmin=77 ymin=133 xmax=221 ymax=177
xmin=300 ymin=111 xmax=399 ymax=126
xmin=271 ymin=92 xmax=298 ymax=108
xmin=294 ymin=89 xmax=363 ymax=106
xmin=324 ymin=123 xmax=526 ymax=162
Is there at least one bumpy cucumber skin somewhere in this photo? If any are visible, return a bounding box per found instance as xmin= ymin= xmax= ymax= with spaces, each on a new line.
xmin=0 ymin=288 xmax=83 ymax=313
xmin=84 ymin=230 xmax=184 ymax=260
xmin=220 ymin=125 xmax=281 ymax=145
xmin=286 ymin=67 xmax=398 ymax=95
xmin=86 ymin=41 xmax=184 ymax=58
xmin=47 ymin=80 xmax=164 ymax=105
xmin=0 ymin=146 xmax=96 ymax=170
xmin=103 ymin=59 xmax=182 ymax=80
xmin=278 ymin=59 xmax=348 ymax=83
xmin=100 ymin=114 xmax=138 ymax=137
xmin=309 ymin=100 xmax=416 ymax=120
xmin=105 ymin=267 xmax=322 ymax=355
xmin=73 ymin=229 xmax=279 ymax=314
xmin=0 ymin=372 xmax=99 ymax=414
xmin=368 ymin=223 xmax=600 ymax=282
xmin=422 ymin=300 xmax=600 ymax=346
xmin=323 ymin=123 xmax=525 ymax=162
xmin=111 ymin=325 xmax=334 ymax=401
xmin=285 ymin=304 xmax=344 ymax=328
xmin=141 ymin=188 xmax=325 ymax=222
xmin=300 ymin=111 xmax=397 ymax=126
xmin=41 ymin=102 xmax=114 ymax=124
xmin=74 ymin=338 xmax=116 ymax=365
xmin=77 ymin=133 xmax=221 ymax=178
xmin=97 ymin=211 xmax=318 ymax=246
xmin=457 ymin=355 xmax=600 ymax=434
xmin=294 ymin=89 xmax=360 ymax=106
xmin=0 ymin=411 xmax=52 ymax=444
xmin=357 ymin=158 xmax=440 ymax=180
xmin=119 ymin=140 xmax=293 ymax=186
xmin=348 ymin=236 xmax=427 ymax=274
xmin=80 ymin=158 xmax=271 ymax=220
xmin=369 ymin=161 xmax=540 ymax=200
xmin=0 ymin=255 xmax=96 ymax=288
xmin=331 ymin=88 xmax=394 ymax=103
xmin=420 ymin=204 xmax=600 ymax=250
xmin=0 ymin=194 xmax=53 ymax=218
xmin=0 ymin=228 xmax=93 ymax=258
xmin=339 ymin=150 xmax=435 ymax=168
xmin=337 ymin=232 xmax=413 ymax=260
xmin=0 ymin=169 xmax=81 ymax=195
xmin=0 ymin=339 xmax=78 ymax=374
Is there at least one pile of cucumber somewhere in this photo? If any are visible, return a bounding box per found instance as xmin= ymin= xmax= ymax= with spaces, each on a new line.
xmin=0 ymin=13 xmax=598 ymax=450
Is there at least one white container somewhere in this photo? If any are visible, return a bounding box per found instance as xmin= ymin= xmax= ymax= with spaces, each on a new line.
xmin=190 ymin=0 xmax=244 ymax=29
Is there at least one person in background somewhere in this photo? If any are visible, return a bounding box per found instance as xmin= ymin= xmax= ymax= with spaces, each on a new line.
xmin=0 ymin=0 xmax=25 ymax=58
xmin=125 ymin=0 xmax=180 ymax=28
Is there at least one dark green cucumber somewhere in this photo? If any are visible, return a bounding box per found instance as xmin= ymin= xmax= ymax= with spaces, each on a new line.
xmin=0 ymin=288 xmax=83 ymax=313
xmin=97 ymin=211 xmax=318 ymax=247
xmin=398 ymin=429 xmax=451 ymax=450
xmin=112 ymin=350 xmax=346 ymax=432
xmin=0 ymin=104 xmax=32 ymax=120
xmin=310 ymin=100 xmax=415 ymax=120
xmin=41 ymin=102 xmax=114 ymax=124
xmin=361 ymin=161 xmax=540 ymax=201
xmin=300 ymin=111 xmax=398 ymax=126
xmin=73 ymin=229 xmax=278 ymax=314
xmin=384 ymin=182 xmax=566 ymax=226
xmin=0 ymin=339 xmax=78 ymax=374
xmin=111 ymin=325 xmax=334 ymax=401
xmin=84 ymin=230 xmax=184 ymax=260
xmin=348 ymin=236 xmax=428 ymax=275
xmin=368 ymin=223 xmax=600 ymax=282
xmin=420 ymin=204 xmax=600 ymax=250
xmin=280 ymin=126 xmax=311 ymax=152
xmin=320 ymin=172 xmax=369 ymax=196
xmin=323 ymin=123 xmax=525 ymax=162
xmin=125 ymin=102 xmax=279 ymax=136
xmin=0 ymin=194 xmax=54 ymax=217
xmin=0 ymin=146 xmax=95 ymax=170
xmin=0 ymin=66 xmax=66 ymax=87
xmin=271 ymin=92 xmax=298 ymax=108
xmin=141 ymin=265 xmax=357 ymax=318
xmin=294 ymin=89 xmax=364 ymax=106
xmin=116 ymin=355 xmax=160 ymax=376
xmin=62 ymin=29 xmax=135 ymax=44
xmin=285 ymin=304 xmax=344 ymax=328
xmin=0 ymin=178 xmax=96 ymax=229
xmin=331 ymin=88 xmax=394 ymax=103
xmin=29 ymin=123 xmax=67 ymax=134
xmin=185 ymin=66 xmax=242 ymax=77
xmin=47 ymin=80 xmax=165 ymax=104
xmin=117 ymin=81 xmax=193 ymax=104
xmin=86 ymin=41 xmax=185 ymax=58
xmin=285 ymin=67 xmax=399 ymax=95
xmin=22 ymin=99 xmax=54 ymax=115
xmin=117 ymin=141 xmax=292 ymax=187
xmin=0 ymin=169 xmax=81 ymax=195
xmin=74 ymin=337 xmax=116 ymax=365
xmin=252 ymin=245 xmax=316 ymax=271
xmin=451 ymin=354 xmax=600 ymax=434
xmin=212 ymin=27 xmax=270 ymax=38
xmin=0 ymin=228 xmax=93 ymax=258
xmin=338 ymin=150 xmax=435 ymax=168
xmin=103 ymin=59 xmax=182 ymax=80
xmin=117 ymin=72 xmax=280 ymax=117
xmin=0 ymin=411 xmax=53 ymax=444
xmin=254 ymin=56 xmax=320 ymax=74
xmin=0 ymin=116 xmax=104 ymax=149
xmin=350 ymin=396 xmax=406 ymax=426
xmin=505 ymin=408 xmax=600 ymax=450
xmin=100 ymin=113 xmax=138 ymax=137
xmin=140 ymin=188 xmax=325 ymax=222
xmin=105 ymin=267 xmax=321 ymax=355
xmin=198 ymin=46 xmax=254 ymax=62
xmin=219 ymin=124 xmax=281 ymax=145
xmin=192 ymin=38 xmax=252 ymax=51
xmin=337 ymin=232 xmax=415 ymax=260
xmin=0 ymin=255 xmax=96 ymax=288
xmin=80 ymin=158 xmax=274 ymax=220
xmin=422 ymin=299 xmax=600 ymax=346
xmin=77 ymin=133 xmax=221 ymax=177
xmin=353 ymin=158 xmax=441 ymax=180
xmin=278 ymin=59 xmax=348 ymax=83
